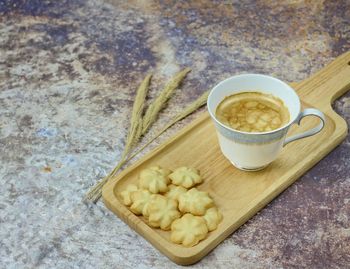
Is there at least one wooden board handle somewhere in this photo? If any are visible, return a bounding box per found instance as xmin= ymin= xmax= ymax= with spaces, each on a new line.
xmin=294 ymin=51 xmax=350 ymax=111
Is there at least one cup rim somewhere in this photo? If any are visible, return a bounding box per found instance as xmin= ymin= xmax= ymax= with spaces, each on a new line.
xmin=207 ymin=73 xmax=301 ymax=135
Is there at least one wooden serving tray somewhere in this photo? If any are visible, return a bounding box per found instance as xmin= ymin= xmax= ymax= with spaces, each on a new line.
xmin=102 ymin=51 xmax=350 ymax=265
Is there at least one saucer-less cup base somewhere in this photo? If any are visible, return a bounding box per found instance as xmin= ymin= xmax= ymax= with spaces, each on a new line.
xmin=229 ymin=161 xmax=268 ymax=171
xmin=218 ymin=132 xmax=284 ymax=170
xmin=207 ymin=74 xmax=326 ymax=171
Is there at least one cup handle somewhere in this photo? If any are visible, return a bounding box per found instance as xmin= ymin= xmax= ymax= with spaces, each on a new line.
xmin=283 ymin=108 xmax=326 ymax=147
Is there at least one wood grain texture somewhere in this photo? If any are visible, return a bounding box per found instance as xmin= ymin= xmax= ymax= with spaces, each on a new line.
xmin=102 ymin=51 xmax=350 ymax=265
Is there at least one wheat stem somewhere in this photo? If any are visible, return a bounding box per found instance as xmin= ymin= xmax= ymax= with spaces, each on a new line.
xmin=84 ymin=74 xmax=152 ymax=202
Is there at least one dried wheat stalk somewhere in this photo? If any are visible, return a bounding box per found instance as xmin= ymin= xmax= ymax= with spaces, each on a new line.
xmin=85 ymin=69 xmax=192 ymax=203
xmin=84 ymin=74 xmax=152 ymax=202
xmin=86 ymin=88 xmax=208 ymax=203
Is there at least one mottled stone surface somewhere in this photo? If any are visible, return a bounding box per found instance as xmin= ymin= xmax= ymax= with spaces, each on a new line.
xmin=1 ymin=0 xmax=350 ymax=268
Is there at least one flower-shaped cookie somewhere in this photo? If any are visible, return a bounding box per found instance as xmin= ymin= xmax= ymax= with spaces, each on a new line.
xmin=178 ymin=188 xmax=214 ymax=216
xmin=147 ymin=195 xmax=181 ymax=230
xmin=120 ymin=184 xmax=138 ymax=206
xmin=169 ymin=167 xmax=202 ymax=188
xmin=139 ymin=166 xmax=171 ymax=193
xmin=142 ymin=194 xmax=164 ymax=218
xmin=203 ymin=207 xmax=223 ymax=231
xmin=130 ymin=189 xmax=154 ymax=215
xmin=170 ymin=214 xmax=208 ymax=247
xmin=164 ymin=184 xmax=187 ymax=202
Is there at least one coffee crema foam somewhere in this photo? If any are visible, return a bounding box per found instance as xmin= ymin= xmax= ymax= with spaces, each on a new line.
xmin=215 ymin=92 xmax=290 ymax=133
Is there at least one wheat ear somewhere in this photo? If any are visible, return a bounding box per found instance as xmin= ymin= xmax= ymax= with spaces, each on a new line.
xmin=141 ymin=68 xmax=191 ymax=134
xmin=126 ymin=90 xmax=209 ymax=163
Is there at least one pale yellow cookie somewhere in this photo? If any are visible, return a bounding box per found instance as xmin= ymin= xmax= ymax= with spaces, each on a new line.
xmin=203 ymin=207 xmax=223 ymax=231
xmin=141 ymin=194 xmax=163 ymax=218
xmin=169 ymin=167 xmax=202 ymax=188
xmin=120 ymin=184 xmax=138 ymax=206
xmin=164 ymin=184 xmax=187 ymax=202
xmin=178 ymin=188 xmax=214 ymax=216
xmin=147 ymin=195 xmax=181 ymax=230
xmin=139 ymin=166 xmax=171 ymax=193
xmin=170 ymin=213 xmax=208 ymax=247
xmin=130 ymin=190 xmax=154 ymax=215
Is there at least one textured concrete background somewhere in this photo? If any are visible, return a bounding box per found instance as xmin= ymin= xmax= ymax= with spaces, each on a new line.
xmin=1 ymin=0 xmax=349 ymax=268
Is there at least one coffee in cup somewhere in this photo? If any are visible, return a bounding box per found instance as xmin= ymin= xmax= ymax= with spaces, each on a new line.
xmin=215 ymin=92 xmax=290 ymax=133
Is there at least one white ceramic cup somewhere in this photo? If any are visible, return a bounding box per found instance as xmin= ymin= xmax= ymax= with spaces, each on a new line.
xmin=207 ymin=74 xmax=326 ymax=171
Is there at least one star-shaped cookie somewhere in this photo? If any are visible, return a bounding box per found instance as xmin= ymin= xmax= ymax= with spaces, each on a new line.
xmin=130 ymin=189 xmax=154 ymax=215
xmin=178 ymin=188 xmax=214 ymax=216
xmin=120 ymin=184 xmax=138 ymax=206
xmin=139 ymin=166 xmax=171 ymax=193
xmin=170 ymin=213 xmax=208 ymax=247
xmin=164 ymin=184 xmax=187 ymax=202
xmin=147 ymin=195 xmax=181 ymax=230
xmin=169 ymin=167 xmax=202 ymax=188
xmin=203 ymin=207 xmax=223 ymax=231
